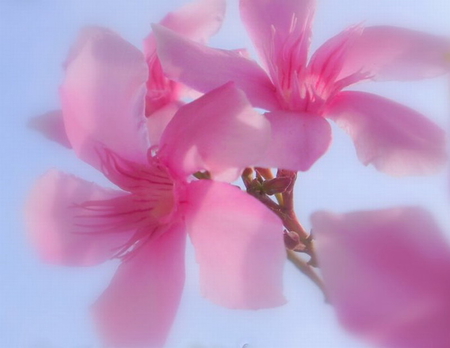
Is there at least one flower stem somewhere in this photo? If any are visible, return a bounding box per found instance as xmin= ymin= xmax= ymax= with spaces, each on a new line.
xmin=287 ymin=250 xmax=328 ymax=302
xmin=241 ymin=168 xmax=324 ymax=294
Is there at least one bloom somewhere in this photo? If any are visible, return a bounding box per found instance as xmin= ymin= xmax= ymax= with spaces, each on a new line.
xmin=154 ymin=0 xmax=449 ymax=175
xmin=29 ymin=0 xmax=226 ymax=147
xmin=26 ymin=27 xmax=286 ymax=347
xmin=311 ymin=207 xmax=450 ymax=348
xmin=143 ymin=0 xmax=225 ymax=144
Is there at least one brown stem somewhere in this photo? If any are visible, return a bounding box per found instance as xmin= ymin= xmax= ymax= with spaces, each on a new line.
xmin=277 ymin=169 xmax=296 ymax=211
xmin=255 ymin=167 xmax=274 ymax=180
xmin=241 ymin=167 xmax=323 ymax=292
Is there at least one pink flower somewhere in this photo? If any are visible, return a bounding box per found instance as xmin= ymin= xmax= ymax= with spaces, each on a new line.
xmin=143 ymin=0 xmax=225 ymax=144
xmin=29 ymin=0 xmax=226 ymax=147
xmin=154 ymin=0 xmax=450 ymax=175
xmin=25 ymin=27 xmax=286 ymax=347
xmin=311 ymin=207 xmax=450 ymax=348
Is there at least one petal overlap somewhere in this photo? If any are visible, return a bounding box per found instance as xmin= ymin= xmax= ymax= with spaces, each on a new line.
xmin=143 ymin=0 xmax=226 ymax=125
xmin=153 ymin=24 xmax=279 ymax=110
xmin=159 ymin=83 xmax=271 ymax=181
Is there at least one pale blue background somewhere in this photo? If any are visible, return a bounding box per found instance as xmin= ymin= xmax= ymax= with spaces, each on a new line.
xmin=1 ymin=0 xmax=449 ymax=347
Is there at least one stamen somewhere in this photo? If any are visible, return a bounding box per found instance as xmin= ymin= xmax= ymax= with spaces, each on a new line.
xmin=71 ymin=148 xmax=178 ymax=259
xmin=97 ymin=147 xmax=173 ymax=193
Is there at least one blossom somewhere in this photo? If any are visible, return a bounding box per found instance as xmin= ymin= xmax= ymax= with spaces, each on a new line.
xmin=311 ymin=207 xmax=450 ymax=348
xmin=25 ymin=27 xmax=286 ymax=347
xmin=153 ymin=0 xmax=450 ymax=175
xmin=143 ymin=0 xmax=225 ymax=144
xmin=29 ymin=0 xmax=226 ymax=147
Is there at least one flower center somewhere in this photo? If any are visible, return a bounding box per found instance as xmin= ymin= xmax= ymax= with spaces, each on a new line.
xmin=76 ymin=148 xmax=181 ymax=258
xmin=268 ymin=22 xmax=370 ymax=115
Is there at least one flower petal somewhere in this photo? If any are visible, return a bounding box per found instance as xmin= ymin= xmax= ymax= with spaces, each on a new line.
xmin=158 ymin=0 xmax=225 ymax=44
xmin=25 ymin=170 xmax=134 ymax=266
xmin=325 ymin=91 xmax=447 ymax=176
xmin=61 ymin=27 xmax=149 ymax=169
xmin=143 ymin=0 xmax=226 ymax=56
xmin=92 ymin=222 xmax=186 ymax=348
xmin=308 ymin=25 xmax=368 ymax=91
xmin=240 ymin=0 xmax=315 ymax=79
xmin=152 ymin=24 xmax=279 ymax=110
xmin=256 ymin=110 xmax=331 ymax=171
xmin=28 ymin=110 xmax=72 ymax=148
xmin=159 ymin=82 xmax=271 ymax=182
xmin=311 ymin=207 xmax=450 ymax=348
xmin=336 ymin=26 xmax=450 ymax=81
xmin=185 ymin=180 xmax=286 ymax=309
xmin=146 ymin=101 xmax=182 ymax=146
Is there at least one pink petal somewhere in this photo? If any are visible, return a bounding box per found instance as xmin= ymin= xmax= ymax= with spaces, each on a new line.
xmin=159 ymin=82 xmax=271 ymax=182
xmin=143 ymin=0 xmax=226 ymax=57
xmin=146 ymin=101 xmax=182 ymax=146
xmin=336 ymin=26 xmax=450 ymax=82
xmin=311 ymin=207 xmax=450 ymax=348
xmin=308 ymin=25 xmax=368 ymax=91
xmin=25 ymin=170 xmax=134 ymax=266
xmin=28 ymin=110 xmax=72 ymax=148
xmin=239 ymin=0 xmax=315 ymax=80
xmin=185 ymin=180 xmax=286 ymax=309
xmin=143 ymin=0 xmax=225 ymax=117
xmin=152 ymin=24 xmax=279 ymax=110
xmin=256 ymin=110 xmax=331 ymax=171
xmin=325 ymin=91 xmax=447 ymax=176
xmin=92 ymin=222 xmax=186 ymax=348
xmin=61 ymin=27 xmax=149 ymax=170
xmin=157 ymin=0 xmax=225 ymax=44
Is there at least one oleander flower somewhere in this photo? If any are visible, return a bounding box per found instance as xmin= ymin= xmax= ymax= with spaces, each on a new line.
xmin=154 ymin=0 xmax=450 ymax=176
xmin=311 ymin=207 xmax=450 ymax=348
xmin=25 ymin=27 xmax=286 ymax=347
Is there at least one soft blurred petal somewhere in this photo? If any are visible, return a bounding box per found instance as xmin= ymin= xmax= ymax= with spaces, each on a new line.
xmin=143 ymin=0 xmax=226 ymax=56
xmin=28 ymin=110 xmax=72 ymax=148
xmin=25 ymin=170 xmax=133 ymax=266
xmin=185 ymin=180 xmax=286 ymax=309
xmin=326 ymin=91 xmax=447 ymax=176
xmin=159 ymin=83 xmax=271 ymax=182
xmin=336 ymin=26 xmax=450 ymax=81
xmin=152 ymin=24 xmax=279 ymax=110
xmin=240 ymin=0 xmax=315 ymax=77
xmin=312 ymin=207 xmax=450 ymax=348
xmin=61 ymin=27 xmax=149 ymax=169
xmin=92 ymin=222 xmax=186 ymax=348
xmin=157 ymin=0 xmax=225 ymax=44
xmin=257 ymin=110 xmax=331 ymax=171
